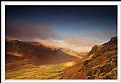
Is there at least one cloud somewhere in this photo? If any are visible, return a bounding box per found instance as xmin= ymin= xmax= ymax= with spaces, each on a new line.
xmin=33 ymin=34 xmax=103 ymax=52
xmin=64 ymin=36 xmax=101 ymax=47
xmin=60 ymin=27 xmax=117 ymax=52
xmin=60 ymin=34 xmax=103 ymax=52
xmin=6 ymin=20 xmax=62 ymax=41
xmin=6 ymin=20 xmax=115 ymax=52
xmin=31 ymin=36 xmax=96 ymax=52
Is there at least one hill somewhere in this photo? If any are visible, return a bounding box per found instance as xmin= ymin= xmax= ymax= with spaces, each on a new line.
xmin=5 ymin=39 xmax=81 ymax=72
xmin=61 ymin=36 xmax=117 ymax=79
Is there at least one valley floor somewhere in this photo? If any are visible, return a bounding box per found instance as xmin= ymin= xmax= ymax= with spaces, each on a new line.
xmin=5 ymin=61 xmax=77 ymax=79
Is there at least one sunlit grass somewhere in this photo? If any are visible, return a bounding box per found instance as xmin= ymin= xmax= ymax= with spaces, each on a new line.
xmin=64 ymin=61 xmax=75 ymax=67
xmin=6 ymin=61 xmax=77 ymax=79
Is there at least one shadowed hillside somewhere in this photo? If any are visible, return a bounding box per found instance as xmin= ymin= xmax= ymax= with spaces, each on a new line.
xmin=5 ymin=39 xmax=81 ymax=72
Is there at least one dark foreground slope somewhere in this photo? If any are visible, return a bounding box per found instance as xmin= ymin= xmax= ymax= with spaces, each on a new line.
xmin=61 ymin=36 xmax=117 ymax=79
xmin=5 ymin=39 xmax=80 ymax=72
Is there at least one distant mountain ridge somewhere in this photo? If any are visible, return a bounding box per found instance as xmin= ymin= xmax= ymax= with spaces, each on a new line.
xmin=5 ymin=39 xmax=81 ymax=71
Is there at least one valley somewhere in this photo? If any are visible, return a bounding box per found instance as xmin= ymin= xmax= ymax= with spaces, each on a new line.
xmin=5 ymin=36 xmax=117 ymax=79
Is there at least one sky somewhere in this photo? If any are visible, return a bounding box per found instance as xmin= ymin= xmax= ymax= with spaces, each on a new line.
xmin=5 ymin=6 xmax=117 ymax=52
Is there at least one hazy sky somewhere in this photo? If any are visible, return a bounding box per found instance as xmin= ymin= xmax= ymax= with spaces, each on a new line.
xmin=6 ymin=6 xmax=117 ymax=52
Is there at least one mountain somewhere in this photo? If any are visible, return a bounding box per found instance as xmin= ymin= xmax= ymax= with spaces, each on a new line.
xmin=5 ymin=39 xmax=81 ymax=71
xmin=78 ymin=52 xmax=88 ymax=57
xmin=61 ymin=36 xmax=117 ymax=79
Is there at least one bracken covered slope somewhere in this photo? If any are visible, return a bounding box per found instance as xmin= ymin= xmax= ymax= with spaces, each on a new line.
xmin=61 ymin=36 xmax=117 ymax=79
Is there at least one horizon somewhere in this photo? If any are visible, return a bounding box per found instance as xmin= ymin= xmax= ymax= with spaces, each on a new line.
xmin=5 ymin=6 xmax=117 ymax=52
xmin=5 ymin=36 xmax=116 ymax=53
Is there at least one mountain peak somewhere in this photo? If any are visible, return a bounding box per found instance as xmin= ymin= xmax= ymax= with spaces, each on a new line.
xmin=103 ymin=36 xmax=117 ymax=46
xmin=87 ymin=36 xmax=117 ymax=56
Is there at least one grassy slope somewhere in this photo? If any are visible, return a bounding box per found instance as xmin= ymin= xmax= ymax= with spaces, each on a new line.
xmin=6 ymin=64 xmax=65 ymax=79
xmin=6 ymin=61 xmax=77 ymax=79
